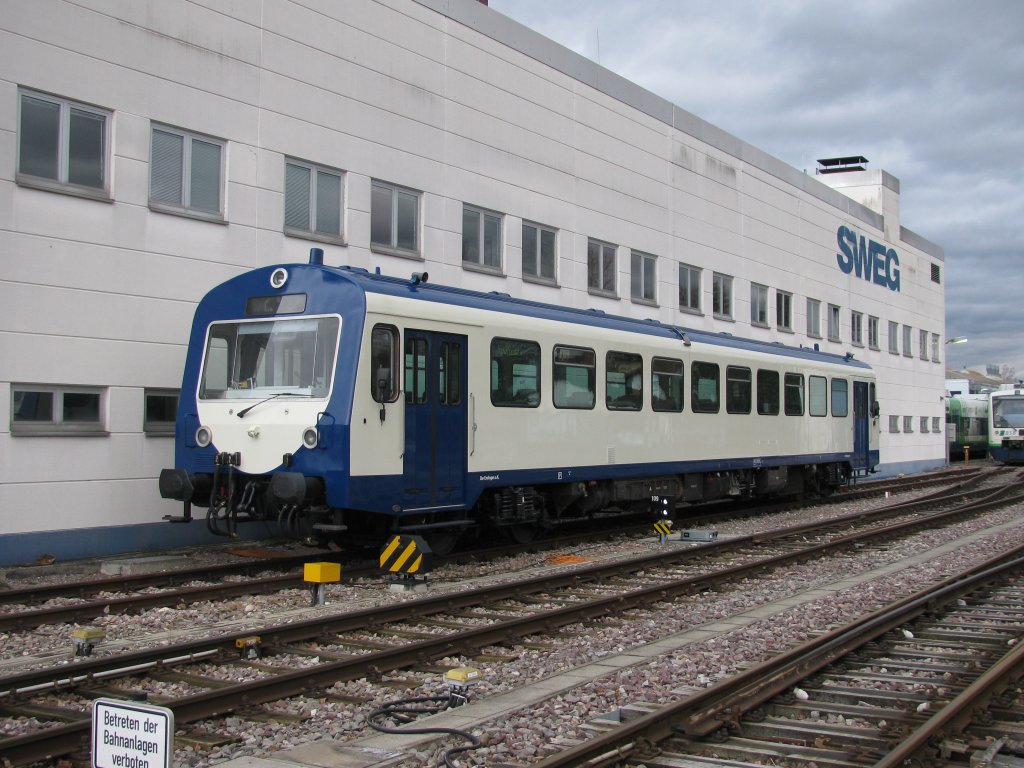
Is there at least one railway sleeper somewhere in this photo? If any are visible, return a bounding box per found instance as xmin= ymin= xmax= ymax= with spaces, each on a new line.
xmin=673 ymin=734 xmax=876 ymax=768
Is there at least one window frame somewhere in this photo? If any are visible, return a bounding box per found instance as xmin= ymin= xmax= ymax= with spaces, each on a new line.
xmin=16 ymin=88 xmax=112 ymax=200
xmin=775 ymin=290 xmax=792 ymax=331
xmin=587 ymin=239 xmax=617 ymax=297
xmin=888 ymin=320 xmax=900 ymax=355
xmin=522 ymin=221 xmax=557 ymax=284
xmin=606 ymin=351 xmax=644 ymax=411
xmin=757 ymin=369 xmax=780 ymax=416
xmin=931 ymin=333 xmax=940 ymax=363
xmin=553 ymin=345 xmax=596 ymax=410
xmin=630 ymin=250 xmax=657 ymax=305
xmin=868 ymin=315 xmax=880 ymax=350
xmin=831 ymin=378 xmax=849 ymax=417
xmin=462 ymin=204 xmax=504 ymax=273
xmin=889 ymin=415 xmax=900 ymax=433
xmin=690 ymin=361 xmax=721 ymax=414
xmin=651 ymin=357 xmax=684 ymax=412
xmin=784 ymin=372 xmax=804 ymax=416
xmin=902 ymin=325 xmax=913 ymax=358
xmin=370 ymin=324 xmax=401 ymax=404
xmin=808 ymin=375 xmax=828 ymax=417
xmin=827 ymin=304 xmax=841 ymax=342
xmin=678 ymin=263 xmax=701 ymax=314
xmin=371 ymin=179 xmax=421 ymax=258
xmin=149 ymin=123 xmax=226 ymax=221
xmin=11 ymin=385 xmax=108 ymax=436
xmin=903 ymin=415 xmax=914 ymax=433
xmin=919 ymin=329 xmax=929 ymax=361
xmin=712 ymin=273 xmax=733 ymax=320
xmin=806 ymin=298 xmax=821 ymax=338
xmin=490 ymin=337 xmax=541 ymax=408
xmin=726 ymin=365 xmax=752 ymax=414
xmin=851 ymin=311 xmax=864 ymax=346
xmin=750 ymin=283 xmax=769 ymax=327
xmin=143 ymin=389 xmax=179 ymax=435
xmin=283 ymin=157 xmax=345 ymax=243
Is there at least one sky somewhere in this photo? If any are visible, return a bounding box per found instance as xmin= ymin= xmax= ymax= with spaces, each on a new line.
xmin=488 ymin=0 xmax=1024 ymax=381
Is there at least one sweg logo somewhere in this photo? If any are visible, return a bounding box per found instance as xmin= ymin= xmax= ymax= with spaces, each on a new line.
xmin=836 ymin=225 xmax=900 ymax=292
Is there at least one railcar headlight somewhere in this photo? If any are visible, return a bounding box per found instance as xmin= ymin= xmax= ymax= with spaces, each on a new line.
xmin=302 ymin=426 xmax=319 ymax=449
xmin=196 ymin=426 xmax=213 ymax=447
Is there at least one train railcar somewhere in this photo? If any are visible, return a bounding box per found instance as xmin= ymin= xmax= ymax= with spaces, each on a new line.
xmin=989 ymin=388 xmax=1024 ymax=464
xmin=159 ymin=250 xmax=881 ymax=552
xmin=945 ymin=394 xmax=989 ymax=460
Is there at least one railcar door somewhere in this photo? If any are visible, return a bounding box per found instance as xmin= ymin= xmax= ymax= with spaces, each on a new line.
xmin=853 ymin=381 xmax=870 ymax=469
xmin=402 ymin=330 xmax=468 ymax=511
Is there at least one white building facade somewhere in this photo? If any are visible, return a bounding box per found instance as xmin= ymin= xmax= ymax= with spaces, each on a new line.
xmin=0 ymin=0 xmax=946 ymax=564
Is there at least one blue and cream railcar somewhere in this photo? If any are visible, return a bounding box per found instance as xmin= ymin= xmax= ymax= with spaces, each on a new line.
xmin=160 ymin=251 xmax=880 ymax=550
xmin=989 ymin=388 xmax=1024 ymax=464
xmin=945 ymin=394 xmax=989 ymax=460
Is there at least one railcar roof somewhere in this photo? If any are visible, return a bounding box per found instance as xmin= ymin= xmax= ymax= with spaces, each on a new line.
xmin=317 ymin=263 xmax=871 ymax=370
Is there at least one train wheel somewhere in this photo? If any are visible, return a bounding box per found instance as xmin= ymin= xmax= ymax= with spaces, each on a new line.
xmin=426 ymin=531 xmax=459 ymax=557
xmin=507 ymin=524 xmax=539 ymax=545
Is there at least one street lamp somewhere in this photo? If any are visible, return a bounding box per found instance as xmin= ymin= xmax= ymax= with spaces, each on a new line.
xmin=946 ymin=336 xmax=968 ymax=345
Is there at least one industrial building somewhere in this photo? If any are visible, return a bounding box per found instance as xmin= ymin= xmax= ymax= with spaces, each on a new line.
xmin=0 ymin=0 xmax=945 ymax=564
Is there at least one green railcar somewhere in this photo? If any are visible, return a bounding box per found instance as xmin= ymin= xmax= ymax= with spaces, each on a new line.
xmin=946 ymin=394 xmax=988 ymax=459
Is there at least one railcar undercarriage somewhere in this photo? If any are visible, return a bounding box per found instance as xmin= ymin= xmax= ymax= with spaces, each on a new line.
xmin=161 ymin=461 xmax=851 ymax=554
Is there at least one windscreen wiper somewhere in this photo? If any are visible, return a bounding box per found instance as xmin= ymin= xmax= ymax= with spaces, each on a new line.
xmin=237 ymin=392 xmax=301 ymax=418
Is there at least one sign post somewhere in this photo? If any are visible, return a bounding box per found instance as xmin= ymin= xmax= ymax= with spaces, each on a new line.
xmin=92 ymin=698 xmax=174 ymax=768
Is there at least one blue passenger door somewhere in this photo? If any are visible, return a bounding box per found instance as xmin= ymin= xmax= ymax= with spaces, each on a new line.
xmin=402 ymin=330 xmax=467 ymax=511
xmin=853 ymin=381 xmax=870 ymax=470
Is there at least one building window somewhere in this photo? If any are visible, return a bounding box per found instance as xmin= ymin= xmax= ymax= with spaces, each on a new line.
xmin=868 ymin=316 xmax=880 ymax=350
xmin=144 ymin=390 xmax=179 ymax=435
xmin=888 ymin=320 xmax=900 ymax=354
xmin=931 ymin=333 xmax=940 ymax=363
xmin=851 ymin=311 xmax=864 ymax=346
xmin=630 ymin=251 xmax=657 ymax=304
xmin=284 ymin=159 xmax=343 ymax=239
xmin=150 ymin=125 xmax=224 ymax=217
xmin=678 ymin=264 xmax=701 ymax=313
xmin=902 ymin=325 xmax=913 ymax=357
xmin=751 ymin=283 xmax=769 ymax=326
xmin=523 ymin=221 xmax=556 ymax=283
xmin=807 ymin=298 xmax=821 ymax=338
xmin=932 ymin=416 xmax=941 ymax=432
xmin=776 ymin=290 xmax=792 ymax=331
xmin=11 ymin=385 xmax=106 ymax=435
xmin=17 ymin=89 xmax=110 ymax=196
xmin=371 ymin=180 xmax=420 ymax=256
xmin=931 ymin=263 xmax=941 ymax=284
xmin=827 ymin=304 xmax=841 ymax=342
xmin=889 ymin=415 xmax=900 ymax=433
xmin=712 ymin=273 xmax=733 ymax=319
xmin=919 ymin=330 xmax=929 ymax=361
xmin=463 ymin=205 xmax=503 ymax=271
xmin=920 ymin=416 xmax=930 ymax=433
xmin=587 ymin=239 xmax=617 ymax=295
xmin=903 ymin=415 xmax=914 ymax=433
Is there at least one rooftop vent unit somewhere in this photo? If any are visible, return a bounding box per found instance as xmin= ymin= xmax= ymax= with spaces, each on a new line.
xmin=816 ymin=156 xmax=868 ymax=174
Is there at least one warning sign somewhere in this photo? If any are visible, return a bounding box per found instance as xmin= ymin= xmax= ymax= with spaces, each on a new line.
xmin=92 ymin=698 xmax=173 ymax=768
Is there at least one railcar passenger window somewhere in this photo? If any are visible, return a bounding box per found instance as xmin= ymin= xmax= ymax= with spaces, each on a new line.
xmin=606 ymin=351 xmax=643 ymax=410
xmin=553 ymin=345 xmax=595 ymax=409
xmin=370 ymin=325 xmax=399 ymax=402
xmin=691 ymin=362 xmax=720 ymax=413
xmin=726 ymin=366 xmax=751 ymax=414
xmin=784 ymin=373 xmax=804 ymax=416
xmin=651 ymin=357 xmax=683 ymax=412
xmin=831 ymin=379 xmax=849 ymax=417
xmin=756 ymin=370 xmax=779 ymax=415
xmin=490 ymin=338 xmax=540 ymax=407
xmin=809 ymin=375 xmax=827 ymax=417
xmin=405 ymin=338 xmax=428 ymax=404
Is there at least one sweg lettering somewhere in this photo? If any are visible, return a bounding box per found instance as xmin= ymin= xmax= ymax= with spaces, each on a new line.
xmin=836 ymin=225 xmax=900 ymax=292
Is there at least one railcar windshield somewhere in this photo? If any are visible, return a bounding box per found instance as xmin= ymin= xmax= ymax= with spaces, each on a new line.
xmin=199 ymin=316 xmax=340 ymax=400
xmin=993 ymin=396 xmax=1024 ymax=429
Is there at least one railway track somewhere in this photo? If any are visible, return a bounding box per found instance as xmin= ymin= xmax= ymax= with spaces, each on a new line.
xmin=0 ymin=466 xmax=997 ymax=634
xmin=1 ymin=472 xmax=1021 ymax=766
xmin=533 ymin=547 xmax=1024 ymax=767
